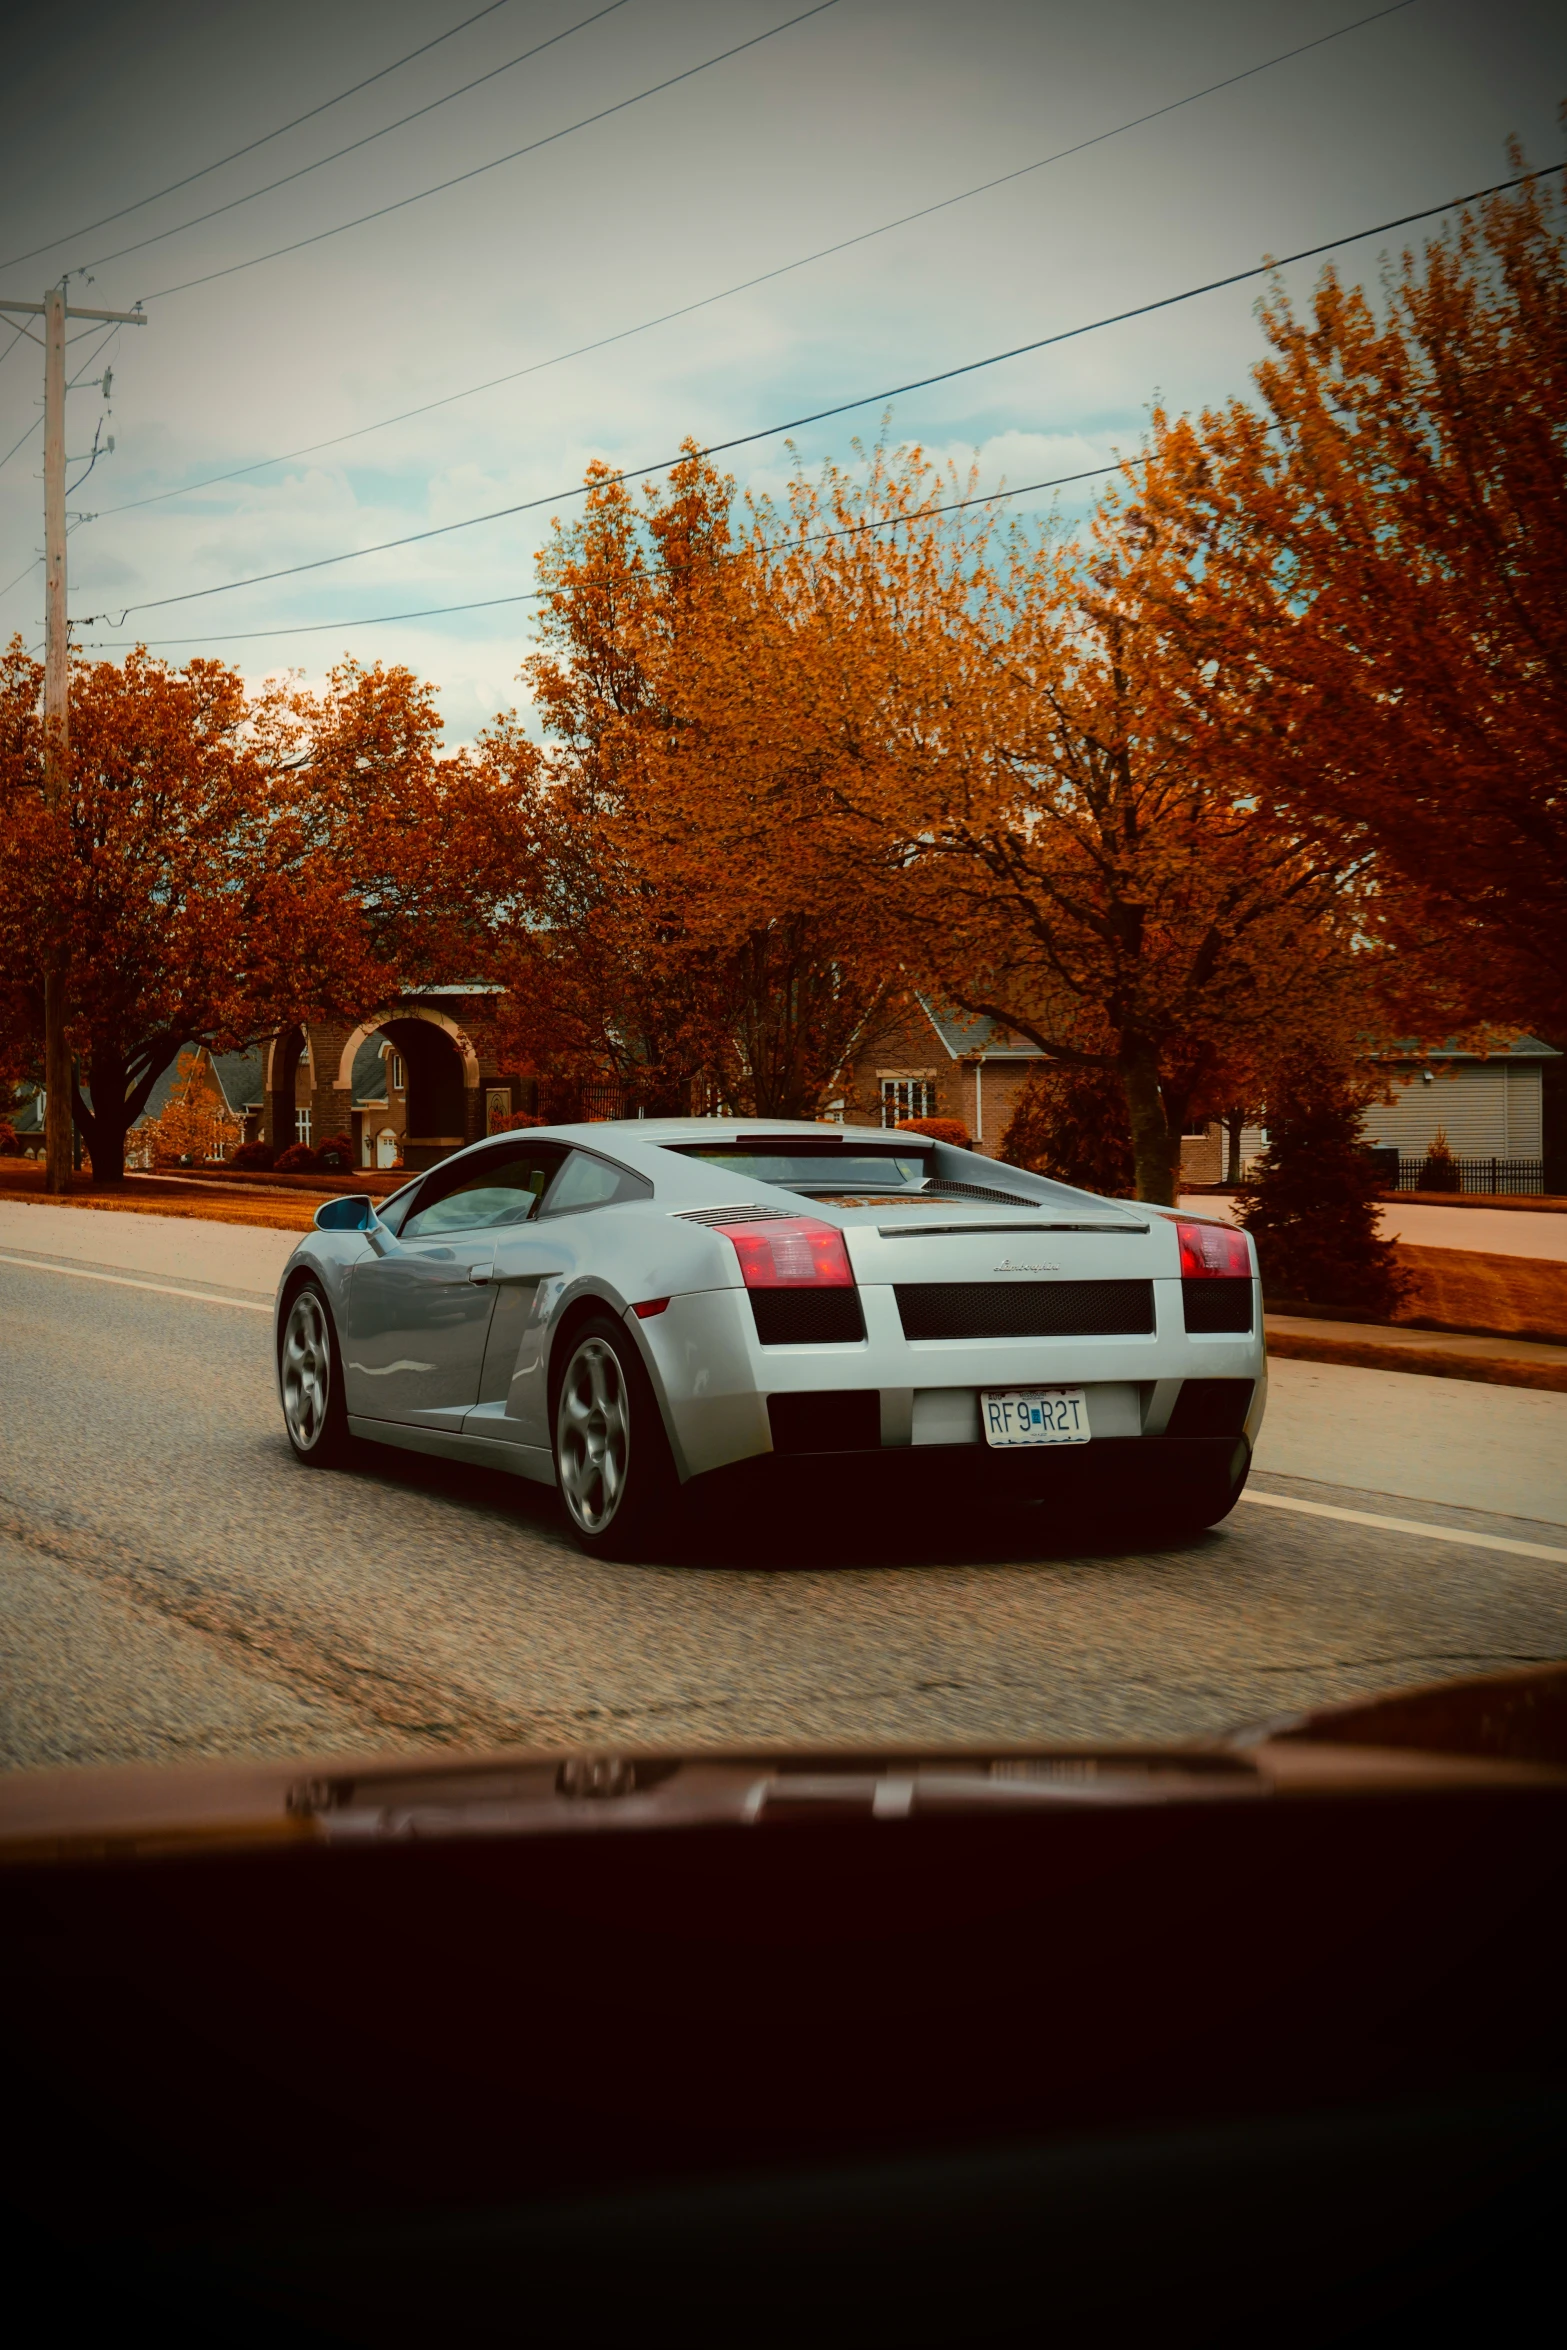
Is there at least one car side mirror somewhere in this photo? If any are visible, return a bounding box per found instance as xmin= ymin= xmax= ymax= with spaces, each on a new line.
xmin=314 ymin=1194 xmax=376 ymax=1233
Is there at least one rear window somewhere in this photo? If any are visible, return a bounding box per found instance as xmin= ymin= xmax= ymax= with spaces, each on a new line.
xmin=540 ymin=1148 xmax=653 ymax=1215
xmin=673 ymin=1145 xmax=931 ymax=1193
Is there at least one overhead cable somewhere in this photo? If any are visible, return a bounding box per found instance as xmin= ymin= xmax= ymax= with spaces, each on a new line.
xmin=95 ymin=0 xmax=1422 ymax=522
xmin=91 ymin=166 xmax=1553 ymax=626
xmin=76 ymin=465 xmax=1122 ymax=650
xmin=131 ymin=2 xmax=844 ymax=303
xmin=73 ymin=0 xmax=637 ymax=277
xmin=0 ymin=324 xmax=126 ymax=481
xmin=0 ymin=555 xmax=41 ymax=605
xmin=0 ymin=0 xmax=522 ymax=272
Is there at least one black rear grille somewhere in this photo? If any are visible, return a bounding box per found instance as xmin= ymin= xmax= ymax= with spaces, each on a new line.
xmin=894 ymin=1280 xmax=1154 ymax=1341
xmin=768 ymin=1391 xmax=880 ymax=1454
xmin=1181 ymin=1278 xmax=1254 ymax=1334
xmin=1166 ymin=1379 xmax=1254 ymax=1440
xmin=750 ymin=1289 xmax=866 ymax=1345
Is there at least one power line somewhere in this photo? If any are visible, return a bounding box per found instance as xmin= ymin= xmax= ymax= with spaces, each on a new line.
xmin=76 ymin=466 xmax=1122 ymax=650
xmin=95 ymin=0 xmax=1422 ymax=524
xmin=0 ymin=323 xmax=127 ymax=481
xmin=0 ymin=0 xmax=522 ymax=273
xmin=90 ymin=165 xmax=1553 ymax=627
xmin=133 ymin=2 xmax=844 ymax=303
xmin=0 ymin=555 xmax=41 ymax=604
xmin=75 ymin=0 xmax=637 ymax=278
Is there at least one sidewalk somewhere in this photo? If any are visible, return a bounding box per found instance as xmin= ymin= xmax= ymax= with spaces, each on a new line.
xmin=0 ymin=1201 xmax=300 ymax=1297
xmin=1265 ymin=1312 xmax=1567 ymax=1394
xmin=1254 ymin=1356 xmax=1567 ymax=1523
xmin=1182 ymin=1193 xmax=1567 ymax=1263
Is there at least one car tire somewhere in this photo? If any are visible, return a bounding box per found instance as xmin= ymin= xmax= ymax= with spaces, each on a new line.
xmin=279 ymin=1278 xmax=350 ymax=1468
xmin=552 ymin=1314 xmax=681 ymax=1561
xmin=1152 ymin=1437 xmax=1252 ymax=1538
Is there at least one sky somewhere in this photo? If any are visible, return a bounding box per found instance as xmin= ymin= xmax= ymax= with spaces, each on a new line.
xmin=0 ymin=0 xmax=1562 ymax=743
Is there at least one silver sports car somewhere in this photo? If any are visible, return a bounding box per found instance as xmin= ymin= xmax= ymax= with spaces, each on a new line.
xmin=275 ymin=1119 xmax=1265 ymax=1556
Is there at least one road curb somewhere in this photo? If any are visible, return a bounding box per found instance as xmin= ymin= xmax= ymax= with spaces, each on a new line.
xmin=1265 ymin=1330 xmax=1567 ymax=1393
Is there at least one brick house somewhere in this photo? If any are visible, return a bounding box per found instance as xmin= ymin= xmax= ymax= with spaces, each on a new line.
xmin=836 ymin=997 xmax=1045 ymax=1156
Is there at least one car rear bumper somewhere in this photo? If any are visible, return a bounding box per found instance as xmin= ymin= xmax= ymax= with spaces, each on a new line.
xmin=631 ymin=1285 xmax=1266 ymax=1484
xmin=684 ymin=1433 xmax=1253 ymax=1522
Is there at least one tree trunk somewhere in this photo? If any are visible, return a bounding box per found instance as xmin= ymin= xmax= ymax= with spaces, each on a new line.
xmin=72 ymin=1069 xmax=130 ymax=1186
xmin=1224 ymin=1110 xmax=1247 ymax=1187
xmin=74 ymin=1037 xmax=178 ymax=1187
xmin=1120 ymin=1045 xmax=1176 ymax=1206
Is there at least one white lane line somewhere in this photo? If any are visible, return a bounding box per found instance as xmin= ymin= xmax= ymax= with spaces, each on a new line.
xmin=0 ymin=1252 xmax=272 ymax=1313
xmin=1239 ymin=1487 xmax=1567 ymax=1565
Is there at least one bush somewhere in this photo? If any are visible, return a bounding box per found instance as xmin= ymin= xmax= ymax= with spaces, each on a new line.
xmin=1420 ymin=1125 xmax=1460 ymax=1192
xmin=273 ymin=1142 xmax=321 ymax=1173
xmin=0 ymin=1118 xmax=20 ymax=1157
xmin=494 ymin=1110 xmax=546 ymax=1133
xmin=1236 ymin=1088 xmax=1407 ymax=1316
xmin=315 ymin=1133 xmax=358 ymax=1173
xmin=999 ymin=1065 xmax=1136 ymax=1196
xmin=895 ymin=1116 xmax=970 ymax=1149
xmin=231 ymin=1141 xmax=276 ymax=1170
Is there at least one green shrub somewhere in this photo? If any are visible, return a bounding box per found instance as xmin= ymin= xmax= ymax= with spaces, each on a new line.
xmin=895 ymin=1116 xmax=971 ymax=1148
xmin=1237 ymin=1088 xmax=1407 ymax=1315
xmin=999 ymin=1065 xmax=1135 ymax=1196
xmin=1420 ymin=1126 xmax=1460 ymax=1192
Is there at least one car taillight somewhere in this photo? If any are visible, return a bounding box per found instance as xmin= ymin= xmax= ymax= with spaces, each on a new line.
xmin=715 ymin=1218 xmax=854 ymax=1289
xmin=1176 ymin=1219 xmax=1252 ymax=1279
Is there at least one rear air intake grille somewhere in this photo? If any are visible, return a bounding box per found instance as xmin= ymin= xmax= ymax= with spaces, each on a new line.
xmin=675 ymin=1204 xmax=799 ymax=1227
xmin=768 ymin=1391 xmax=881 ymax=1453
xmin=1181 ymin=1278 xmax=1254 ymax=1334
xmin=922 ymin=1180 xmax=1049 ymax=1209
xmin=750 ymin=1289 xmax=867 ymax=1345
xmin=894 ymin=1280 xmax=1155 ymax=1341
xmin=1166 ymin=1379 xmax=1255 ymax=1440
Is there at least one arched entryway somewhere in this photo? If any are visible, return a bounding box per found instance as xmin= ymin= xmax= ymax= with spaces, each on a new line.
xmin=263 ymin=994 xmax=510 ymax=1166
xmin=374 ymin=1016 xmax=466 ymax=1169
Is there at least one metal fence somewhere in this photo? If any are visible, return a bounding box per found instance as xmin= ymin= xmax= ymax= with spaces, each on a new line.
xmin=1395 ymin=1156 xmax=1544 ymax=1196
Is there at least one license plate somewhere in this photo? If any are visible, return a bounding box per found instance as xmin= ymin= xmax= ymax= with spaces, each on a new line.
xmin=982 ymin=1387 xmax=1091 ymax=1447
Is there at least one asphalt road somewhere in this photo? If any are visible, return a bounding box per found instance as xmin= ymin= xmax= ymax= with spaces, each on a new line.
xmin=3 ymin=1254 xmax=1566 ymax=1773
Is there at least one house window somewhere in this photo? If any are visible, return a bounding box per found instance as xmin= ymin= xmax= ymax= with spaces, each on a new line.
xmin=390 ymin=1053 xmax=405 ymax=1091
xmin=1181 ymin=1120 xmax=1210 ymax=1139
xmin=881 ymin=1078 xmax=935 ymax=1127
xmin=295 ymin=1109 xmax=312 ymax=1144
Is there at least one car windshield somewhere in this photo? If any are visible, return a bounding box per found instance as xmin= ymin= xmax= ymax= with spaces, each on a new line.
xmin=673 ymin=1145 xmax=932 ymax=1192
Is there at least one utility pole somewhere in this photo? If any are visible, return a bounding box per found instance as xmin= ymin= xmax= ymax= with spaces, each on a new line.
xmin=0 ymin=285 xmax=145 ymax=1190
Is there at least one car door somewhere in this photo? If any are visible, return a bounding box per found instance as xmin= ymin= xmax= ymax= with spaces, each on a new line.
xmin=464 ymin=1146 xmax=653 ymax=1457
xmin=343 ymin=1142 xmax=567 ymax=1431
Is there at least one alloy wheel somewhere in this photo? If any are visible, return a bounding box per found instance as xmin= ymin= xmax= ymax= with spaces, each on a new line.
xmin=281 ymin=1288 xmax=332 ymax=1453
xmin=557 ymin=1337 xmax=631 ymax=1534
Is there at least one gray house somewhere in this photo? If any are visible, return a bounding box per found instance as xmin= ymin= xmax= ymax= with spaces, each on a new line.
xmin=1361 ymin=1036 xmax=1556 ymax=1178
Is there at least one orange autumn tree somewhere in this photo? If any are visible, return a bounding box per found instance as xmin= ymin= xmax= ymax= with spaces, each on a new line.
xmin=1147 ymin=160 xmax=1567 ymax=1038
xmin=0 ymin=645 xmax=497 ymax=1184
xmin=140 ymin=1047 xmax=240 ymax=1168
xmin=486 ymin=450 xmax=891 ymax=1116
xmin=734 ymin=447 xmax=1372 ymax=1204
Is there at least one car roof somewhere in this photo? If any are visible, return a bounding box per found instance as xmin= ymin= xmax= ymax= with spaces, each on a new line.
xmin=489 ymin=1120 xmax=923 ymax=1148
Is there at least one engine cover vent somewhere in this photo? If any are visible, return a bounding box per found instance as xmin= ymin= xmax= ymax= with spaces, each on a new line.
xmin=895 ymin=1280 xmax=1155 ymax=1341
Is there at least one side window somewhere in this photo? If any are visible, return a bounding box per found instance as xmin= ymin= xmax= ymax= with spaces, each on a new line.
xmin=401 ymin=1145 xmax=567 ymax=1241
xmin=539 ymin=1149 xmax=652 ymax=1217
